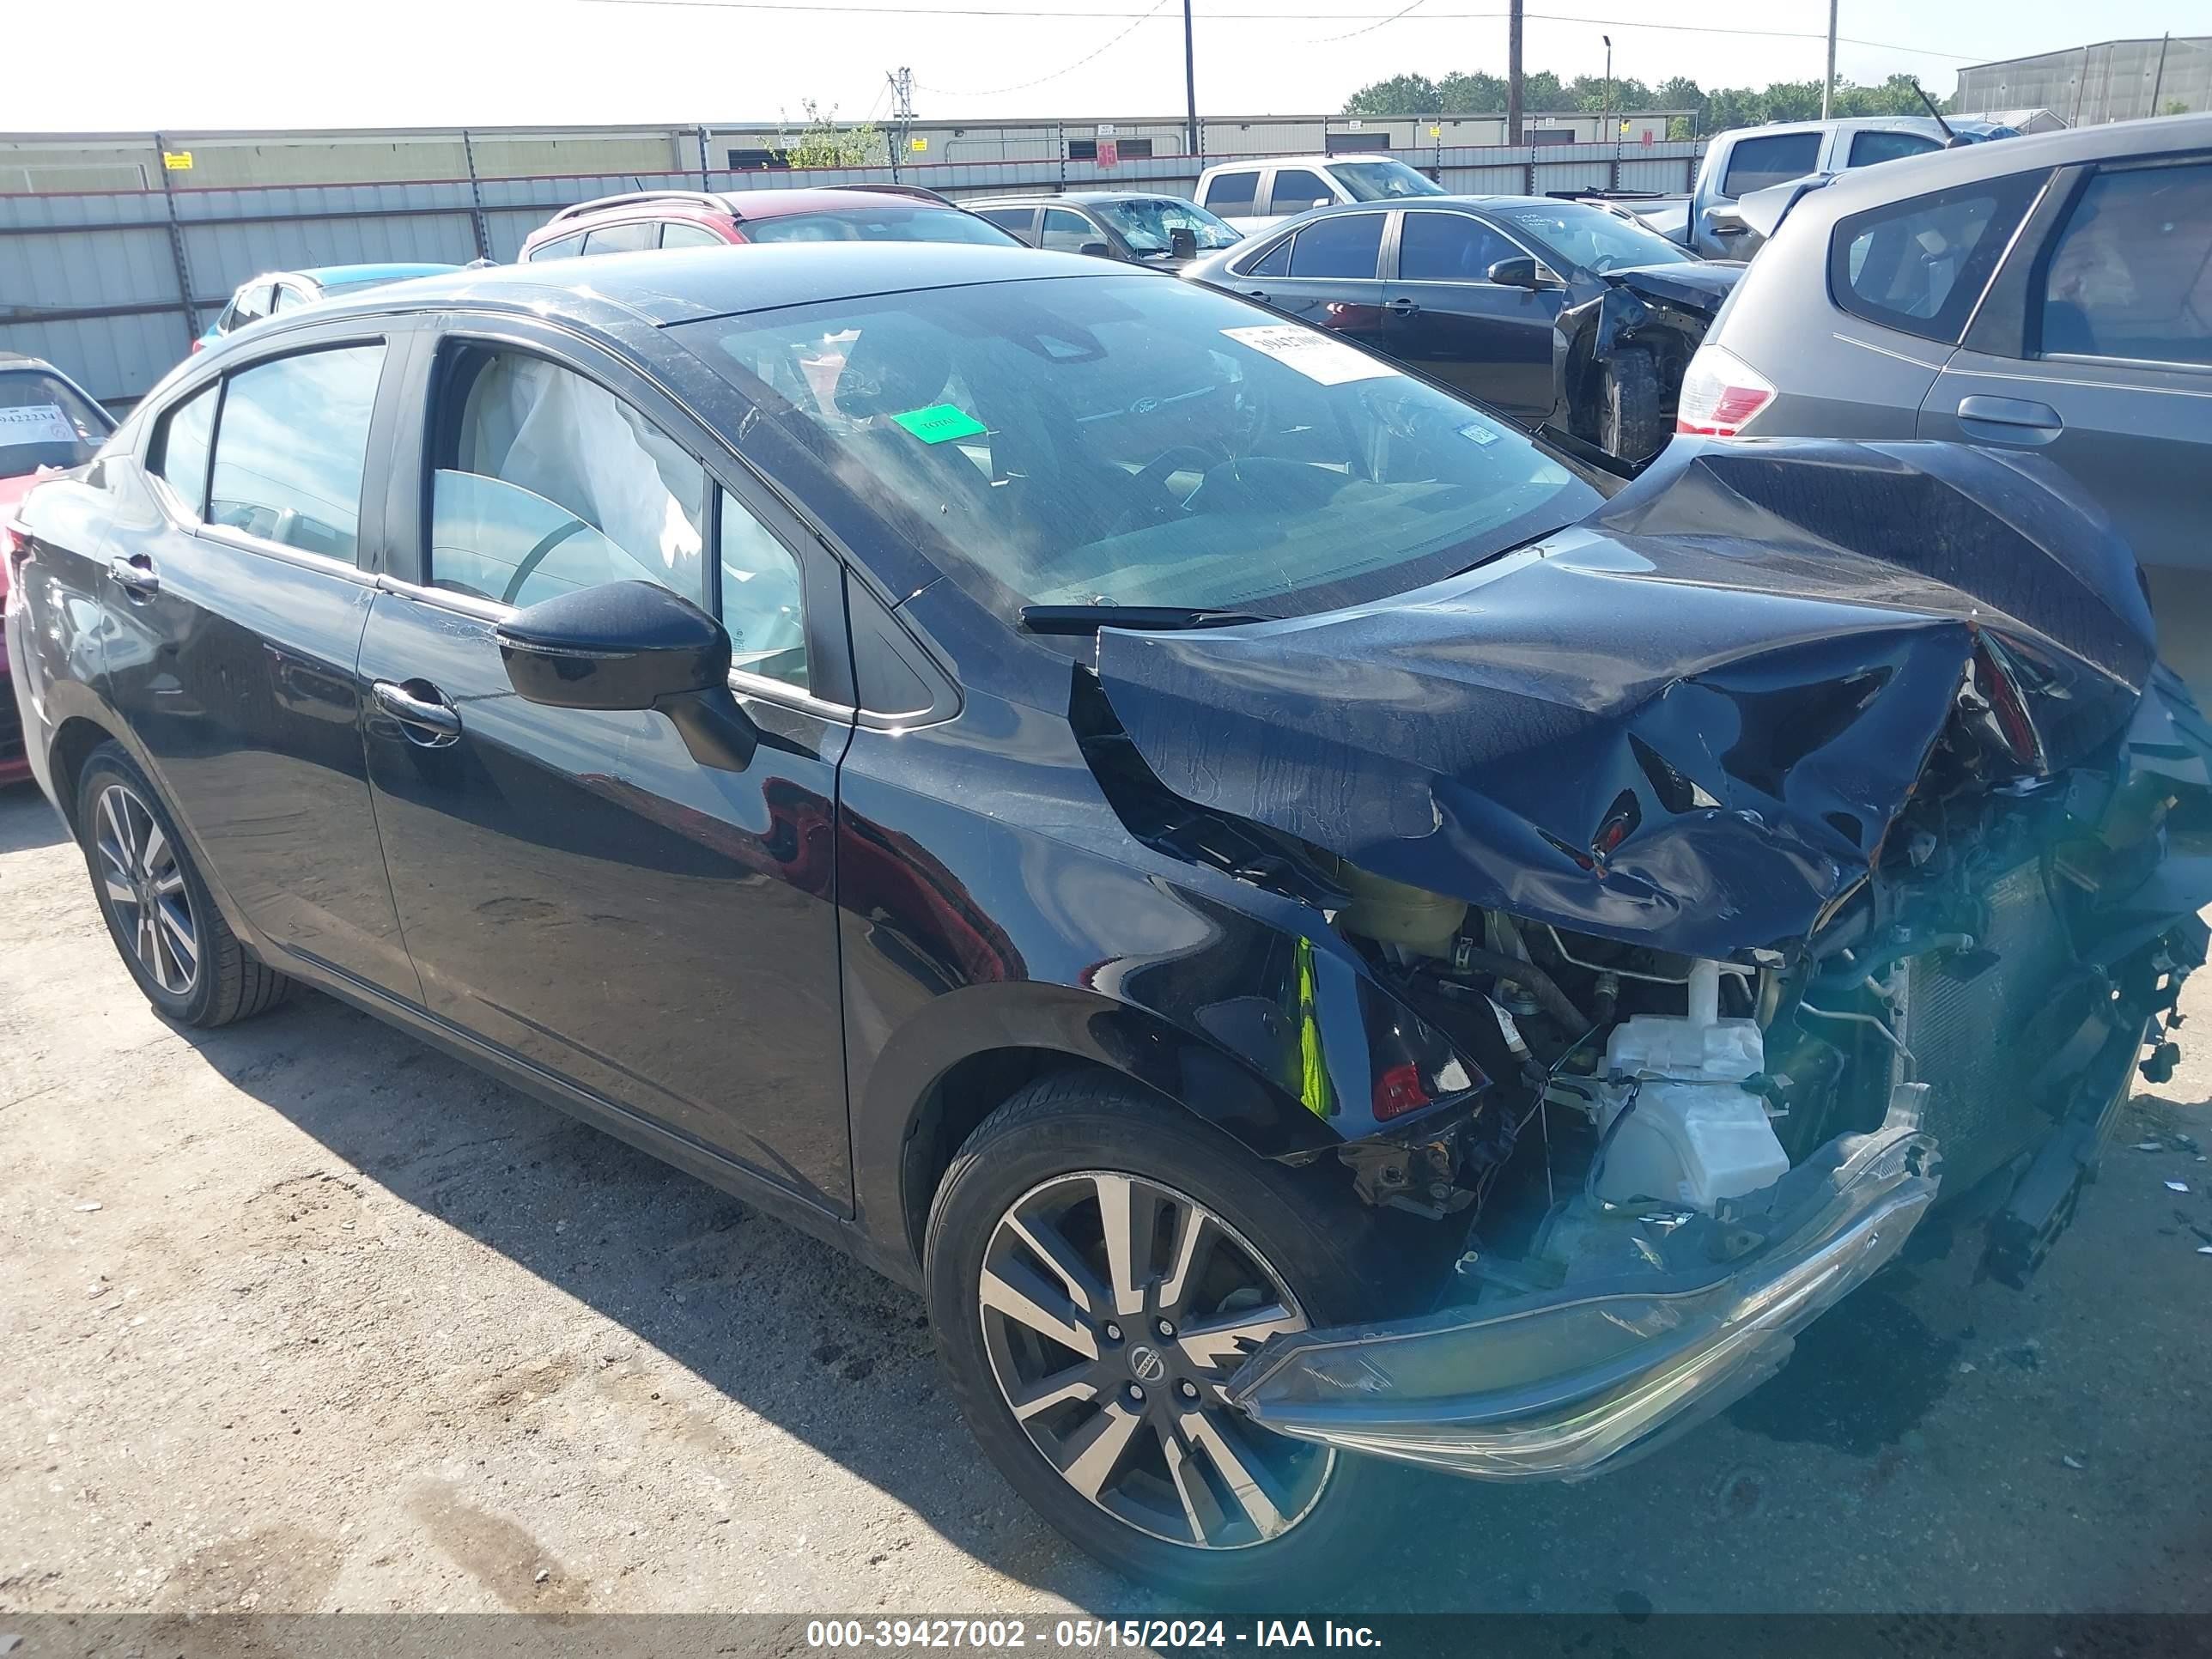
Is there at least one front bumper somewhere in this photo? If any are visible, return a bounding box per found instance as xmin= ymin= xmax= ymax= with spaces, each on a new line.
xmin=1225 ymin=1108 xmax=1938 ymax=1480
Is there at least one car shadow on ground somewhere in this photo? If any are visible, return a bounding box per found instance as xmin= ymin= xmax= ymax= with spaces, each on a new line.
xmin=0 ymin=784 xmax=68 ymax=854
xmin=149 ymin=964 xmax=2108 ymax=1616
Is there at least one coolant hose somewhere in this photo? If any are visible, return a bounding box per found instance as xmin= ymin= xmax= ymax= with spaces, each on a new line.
xmin=1454 ymin=945 xmax=1589 ymax=1031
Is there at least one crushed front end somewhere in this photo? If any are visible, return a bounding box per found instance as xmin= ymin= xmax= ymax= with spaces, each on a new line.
xmin=1086 ymin=438 xmax=2212 ymax=1481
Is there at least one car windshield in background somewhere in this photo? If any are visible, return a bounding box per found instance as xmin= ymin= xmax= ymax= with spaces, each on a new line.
xmin=0 ymin=369 xmax=112 ymax=471
xmin=1495 ymin=200 xmax=1696 ymax=272
xmin=317 ymin=275 xmax=428 ymax=298
xmin=1333 ymin=159 xmax=1448 ymax=200
xmin=1092 ymin=198 xmax=1242 ymax=255
xmin=744 ymin=207 xmax=1018 ymax=246
xmin=683 ymin=273 xmax=1601 ymax=619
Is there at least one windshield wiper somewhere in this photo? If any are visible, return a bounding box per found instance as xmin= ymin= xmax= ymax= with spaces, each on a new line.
xmin=1020 ymin=605 xmax=1274 ymax=635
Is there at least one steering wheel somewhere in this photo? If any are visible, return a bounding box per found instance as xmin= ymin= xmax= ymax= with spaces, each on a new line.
xmin=1110 ymin=444 xmax=1219 ymax=535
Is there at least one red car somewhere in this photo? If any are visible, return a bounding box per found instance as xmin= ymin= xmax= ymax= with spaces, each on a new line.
xmin=1 ymin=351 xmax=114 ymax=786
xmin=517 ymin=184 xmax=1020 ymax=262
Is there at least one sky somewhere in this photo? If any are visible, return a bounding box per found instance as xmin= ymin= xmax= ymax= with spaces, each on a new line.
xmin=7 ymin=0 xmax=2205 ymax=131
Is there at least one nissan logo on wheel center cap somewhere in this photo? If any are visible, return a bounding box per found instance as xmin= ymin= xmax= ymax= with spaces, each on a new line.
xmin=1127 ymin=1344 xmax=1167 ymax=1384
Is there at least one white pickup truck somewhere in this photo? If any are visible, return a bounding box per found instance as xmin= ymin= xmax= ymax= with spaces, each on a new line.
xmin=1192 ymin=154 xmax=1449 ymax=233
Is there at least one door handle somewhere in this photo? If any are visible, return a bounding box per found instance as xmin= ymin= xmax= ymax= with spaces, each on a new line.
xmin=107 ymin=554 xmax=159 ymax=599
xmin=1956 ymin=395 xmax=2062 ymax=431
xmin=1385 ymin=297 xmax=1420 ymax=315
xmin=372 ymin=679 xmax=462 ymax=746
xmin=1244 ymin=289 xmax=1270 ymax=299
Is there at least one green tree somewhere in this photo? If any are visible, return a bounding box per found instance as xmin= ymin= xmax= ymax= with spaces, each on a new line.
xmin=2165 ymin=97 xmax=2192 ymax=116
xmin=1345 ymin=73 xmax=1443 ymax=115
xmin=776 ymin=100 xmax=886 ymax=169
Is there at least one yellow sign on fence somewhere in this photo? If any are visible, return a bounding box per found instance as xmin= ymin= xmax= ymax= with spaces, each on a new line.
xmin=161 ymin=150 xmax=193 ymax=171
xmin=909 ymin=137 xmax=928 ymax=153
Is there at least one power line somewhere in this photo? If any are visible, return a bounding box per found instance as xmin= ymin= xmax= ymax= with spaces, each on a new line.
xmin=916 ymin=0 xmax=1172 ymax=96
xmin=1304 ymin=0 xmax=1430 ymax=46
xmin=570 ymin=0 xmax=1984 ymax=60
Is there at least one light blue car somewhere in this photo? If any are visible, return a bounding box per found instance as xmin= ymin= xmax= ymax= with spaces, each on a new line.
xmin=194 ymin=262 xmax=460 ymax=353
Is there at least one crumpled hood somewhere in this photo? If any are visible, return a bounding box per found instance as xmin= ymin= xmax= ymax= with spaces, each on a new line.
xmin=1092 ymin=438 xmax=2176 ymax=959
xmin=1599 ymin=260 xmax=1741 ymax=315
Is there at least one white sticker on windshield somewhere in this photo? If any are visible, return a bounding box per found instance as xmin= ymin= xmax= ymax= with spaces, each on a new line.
xmin=0 ymin=404 xmax=81 ymax=448
xmin=1459 ymin=421 xmax=1501 ymax=447
xmin=1221 ymin=325 xmax=1401 ymax=386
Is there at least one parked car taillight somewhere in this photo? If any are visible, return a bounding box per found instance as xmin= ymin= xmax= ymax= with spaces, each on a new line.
xmin=1675 ymin=345 xmax=1775 ymax=438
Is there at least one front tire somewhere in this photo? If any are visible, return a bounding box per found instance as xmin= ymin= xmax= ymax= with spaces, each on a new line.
xmin=1599 ymin=345 xmax=1665 ymax=461
xmin=924 ymin=1072 xmax=1397 ymax=1603
xmin=75 ymin=742 xmax=291 ymax=1028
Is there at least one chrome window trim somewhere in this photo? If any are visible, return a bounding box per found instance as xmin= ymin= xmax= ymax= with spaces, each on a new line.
xmin=196 ymin=522 xmax=378 ymax=585
xmin=372 ymin=573 xmax=859 ymax=723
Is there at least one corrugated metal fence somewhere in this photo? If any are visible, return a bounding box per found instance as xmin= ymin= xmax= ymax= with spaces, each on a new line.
xmin=0 ymin=139 xmax=1704 ymax=408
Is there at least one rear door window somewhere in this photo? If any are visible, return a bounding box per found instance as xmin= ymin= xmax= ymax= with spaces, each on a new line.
xmin=2039 ymin=161 xmax=2212 ymax=366
xmin=1268 ymin=168 xmax=1336 ymax=216
xmin=975 ymin=207 xmax=1037 ymax=243
xmin=1720 ymin=132 xmax=1821 ymax=197
xmin=526 ymin=232 xmax=587 ymax=262
xmin=1287 ymin=213 xmax=1384 ymax=279
xmin=1849 ymin=130 xmax=1943 ymax=168
xmin=581 ymin=221 xmax=657 ymax=255
xmin=206 ymin=344 xmax=386 ymax=562
xmin=1202 ymin=171 xmax=1259 ymax=215
xmin=428 ymin=348 xmax=708 ymax=610
xmin=1832 ymin=173 xmax=2043 ymax=343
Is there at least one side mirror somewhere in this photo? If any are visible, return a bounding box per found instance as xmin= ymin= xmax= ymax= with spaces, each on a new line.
xmin=1079 ymin=240 xmax=1114 ymax=258
xmin=1486 ymin=256 xmax=1549 ymax=289
xmin=1169 ymin=226 xmax=1199 ymax=260
xmin=496 ymin=580 xmax=757 ymax=770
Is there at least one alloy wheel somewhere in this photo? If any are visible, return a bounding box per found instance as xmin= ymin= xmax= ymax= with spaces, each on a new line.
xmin=977 ymin=1170 xmax=1334 ymax=1551
xmin=93 ymin=782 xmax=198 ymax=996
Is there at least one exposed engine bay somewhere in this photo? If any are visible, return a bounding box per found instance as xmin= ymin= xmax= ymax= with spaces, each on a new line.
xmin=1073 ymin=435 xmax=2212 ymax=1478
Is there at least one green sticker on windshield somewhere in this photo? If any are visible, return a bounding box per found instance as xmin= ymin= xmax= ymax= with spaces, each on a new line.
xmin=891 ymin=404 xmax=988 ymax=445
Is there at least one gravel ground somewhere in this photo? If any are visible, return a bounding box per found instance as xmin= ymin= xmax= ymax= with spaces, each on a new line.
xmin=3 ymin=780 xmax=2209 ymax=1623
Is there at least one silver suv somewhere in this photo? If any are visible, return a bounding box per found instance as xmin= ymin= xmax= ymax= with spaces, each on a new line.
xmin=1680 ymin=113 xmax=2212 ymax=690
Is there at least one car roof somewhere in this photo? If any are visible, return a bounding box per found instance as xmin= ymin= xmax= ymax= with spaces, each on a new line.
xmin=970 ymin=191 xmax=1193 ymax=206
xmin=1721 ymin=116 xmax=1950 ymax=140
xmin=1797 ymin=110 xmax=2212 ymax=219
xmin=297 ymin=242 xmax=1113 ymax=330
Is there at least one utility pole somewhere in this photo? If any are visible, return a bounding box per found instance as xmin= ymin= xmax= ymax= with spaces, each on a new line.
xmin=2149 ymin=32 xmax=2171 ymax=118
xmin=1601 ymin=33 xmax=1612 ymax=144
xmin=1821 ymin=0 xmax=1838 ymax=119
xmin=1182 ymin=0 xmax=1200 ymax=159
xmin=1506 ymin=0 xmax=1524 ymax=145
xmin=885 ymin=66 xmax=915 ymax=180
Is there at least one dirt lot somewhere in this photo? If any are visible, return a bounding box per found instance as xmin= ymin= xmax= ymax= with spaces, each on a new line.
xmin=3 ymin=779 xmax=2211 ymax=1621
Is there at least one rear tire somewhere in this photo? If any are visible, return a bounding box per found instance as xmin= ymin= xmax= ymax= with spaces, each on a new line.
xmin=924 ymin=1072 xmax=1400 ymax=1604
xmin=1599 ymin=346 xmax=1665 ymax=461
xmin=75 ymin=742 xmax=292 ymax=1028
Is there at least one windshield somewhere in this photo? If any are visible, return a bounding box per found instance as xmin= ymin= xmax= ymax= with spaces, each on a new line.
xmin=681 ymin=273 xmax=1601 ymax=619
xmin=1091 ymin=198 xmax=1242 ymax=255
xmin=1333 ymin=160 xmax=1448 ymax=201
xmin=1492 ymin=200 xmax=1693 ymax=273
xmin=0 ymin=368 xmax=113 ymax=474
xmin=319 ymin=271 xmax=451 ymax=298
xmin=744 ymin=207 xmax=1019 ymax=246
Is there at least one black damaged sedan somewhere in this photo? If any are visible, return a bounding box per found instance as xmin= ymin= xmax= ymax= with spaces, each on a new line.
xmin=7 ymin=243 xmax=2207 ymax=1601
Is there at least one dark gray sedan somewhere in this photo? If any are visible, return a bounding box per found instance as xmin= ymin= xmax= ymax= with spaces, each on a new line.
xmin=1680 ymin=112 xmax=2212 ymax=692
xmin=1183 ymin=197 xmax=1741 ymax=461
